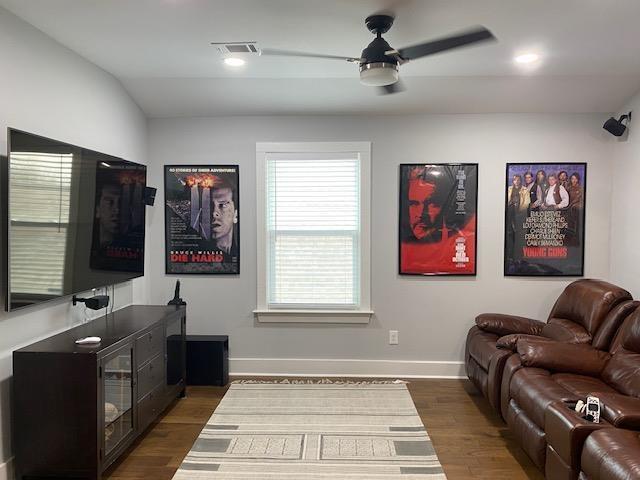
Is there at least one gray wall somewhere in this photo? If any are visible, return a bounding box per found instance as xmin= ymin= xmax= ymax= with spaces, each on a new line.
xmin=147 ymin=113 xmax=615 ymax=376
xmin=610 ymin=88 xmax=640 ymax=296
xmin=0 ymin=7 xmax=147 ymax=476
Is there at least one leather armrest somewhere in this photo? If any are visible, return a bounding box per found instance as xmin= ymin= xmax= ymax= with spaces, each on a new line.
xmin=516 ymin=340 xmax=611 ymax=376
xmin=596 ymin=392 xmax=640 ymax=429
xmin=545 ymin=401 xmax=613 ymax=467
xmin=476 ymin=313 xmax=545 ymax=336
xmin=497 ymin=333 xmax=554 ymax=351
xmin=542 ymin=318 xmax=592 ymax=344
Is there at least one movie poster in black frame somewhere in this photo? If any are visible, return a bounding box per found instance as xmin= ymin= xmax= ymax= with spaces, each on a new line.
xmin=399 ymin=163 xmax=478 ymax=276
xmin=504 ymin=162 xmax=586 ymax=277
xmin=164 ymin=165 xmax=239 ymax=274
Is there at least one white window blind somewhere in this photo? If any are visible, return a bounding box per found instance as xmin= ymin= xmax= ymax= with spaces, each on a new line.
xmin=266 ymin=152 xmax=361 ymax=308
xmin=9 ymin=152 xmax=72 ymax=296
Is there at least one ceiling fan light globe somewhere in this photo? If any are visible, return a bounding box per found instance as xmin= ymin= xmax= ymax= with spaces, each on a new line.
xmin=359 ymin=62 xmax=399 ymax=87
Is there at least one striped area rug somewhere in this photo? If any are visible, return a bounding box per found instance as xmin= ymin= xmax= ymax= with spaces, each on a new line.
xmin=173 ymin=381 xmax=446 ymax=479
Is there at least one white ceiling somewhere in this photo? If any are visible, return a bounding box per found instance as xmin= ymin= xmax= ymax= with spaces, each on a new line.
xmin=3 ymin=0 xmax=640 ymax=117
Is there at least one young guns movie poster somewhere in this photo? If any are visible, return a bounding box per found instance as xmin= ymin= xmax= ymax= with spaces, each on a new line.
xmin=90 ymin=161 xmax=146 ymax=273
xmin=504 ymin=163 xmax=586 ymax=276
xmin=164 ymin=165 xmax=239 ymax=274
xmin=399 ymin=164 xmax=478 ymax=275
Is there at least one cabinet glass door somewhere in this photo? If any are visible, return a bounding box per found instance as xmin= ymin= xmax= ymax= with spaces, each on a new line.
xmin=103 ymin=345 xmax=134 ymax=456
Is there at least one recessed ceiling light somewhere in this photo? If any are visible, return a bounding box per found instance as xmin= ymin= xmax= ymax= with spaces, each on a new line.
xmin=224 ymin=57 xmax=246 ymax=67
xmin=514 ymin=53 xmax=540 ymax=65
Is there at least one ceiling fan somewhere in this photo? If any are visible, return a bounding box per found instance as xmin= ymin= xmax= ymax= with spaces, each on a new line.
xmin=260 ymin=14 xmax=496 ymax=94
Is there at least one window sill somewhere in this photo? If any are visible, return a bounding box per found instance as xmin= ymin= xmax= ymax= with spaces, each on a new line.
xmin=253 ymin=309 xmax=373 ymax=324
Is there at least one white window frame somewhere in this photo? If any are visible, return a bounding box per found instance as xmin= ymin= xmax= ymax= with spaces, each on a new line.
xmin=254 ymin=142 xmax=372 ymax=324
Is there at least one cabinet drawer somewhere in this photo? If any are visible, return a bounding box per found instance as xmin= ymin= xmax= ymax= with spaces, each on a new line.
xmin=136 ymin=324 xmax=163 ymax=366
xmin=137 ymin=385 xmax=164 ymax=432
xmin=137 ymin=354 xmax=164 ymax=400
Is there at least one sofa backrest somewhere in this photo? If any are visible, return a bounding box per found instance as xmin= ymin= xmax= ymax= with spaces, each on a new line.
xmin=547 ymin=279 xmax=632 ymax=337
xmin=592 ymin=300 xmax=640 ymax=351
xmin=610 ymin=307 xmax=640 ymax=355
xmin=602 ymin=309 xmax=640 ymax=398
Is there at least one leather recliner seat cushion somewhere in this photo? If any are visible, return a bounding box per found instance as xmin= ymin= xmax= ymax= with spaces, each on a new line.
xmin=509 ymin=368 xmax=580 ymax=429
xmin=550 ymin=373 xmax=617 ymax=398
xmin=581 ymin=429 xmax=640 ymax=479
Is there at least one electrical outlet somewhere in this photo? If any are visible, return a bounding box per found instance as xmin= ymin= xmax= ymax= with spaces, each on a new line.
xmin=389 ymin=330 xmax=399 ymax=345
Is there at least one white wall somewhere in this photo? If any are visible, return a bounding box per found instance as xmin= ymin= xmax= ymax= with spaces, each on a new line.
xmin=147 ymin=113 xmax=615 ymax=377
xmin=610 ymin=89 xmax=640 ymax=297
xmin=0 ymin=4 xmax=630 ymax=477
xmin=0 ymin=7 xmax=148 ymax=477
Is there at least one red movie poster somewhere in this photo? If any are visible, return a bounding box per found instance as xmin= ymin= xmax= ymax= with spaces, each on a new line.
xmin=399 ymin=164 xmax=478 ymax=275
xmin=165 ymin=165 xmax=239 ymax=274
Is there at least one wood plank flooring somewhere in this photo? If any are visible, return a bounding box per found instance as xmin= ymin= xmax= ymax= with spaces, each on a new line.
xmin=104 ymin=378 xmax=544 ymax=480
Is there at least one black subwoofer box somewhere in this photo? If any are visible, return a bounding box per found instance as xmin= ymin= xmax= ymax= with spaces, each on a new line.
xmin=186 ymin=335 xmax=229 ymax=386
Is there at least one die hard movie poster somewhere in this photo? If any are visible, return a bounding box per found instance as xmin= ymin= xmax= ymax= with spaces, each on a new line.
xmin=165 ymin=165 xmax=239 ymax=274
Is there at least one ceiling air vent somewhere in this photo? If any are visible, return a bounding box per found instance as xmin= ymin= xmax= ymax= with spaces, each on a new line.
xmin=211 ymin=42 xmax=260 ymax=55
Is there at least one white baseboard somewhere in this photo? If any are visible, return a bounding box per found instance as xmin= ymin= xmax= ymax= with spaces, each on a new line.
xmin=230 ymin=358 xmax=465 ymax=379
xmin=0 ymin=457 xmax=14 ymax=480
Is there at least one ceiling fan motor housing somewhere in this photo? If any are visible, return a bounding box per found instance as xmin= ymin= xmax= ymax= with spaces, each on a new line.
xmin=359 ymin=36 xmax=399 ymax=86
xmin=365 ymin=14 xmax=394 ymax=35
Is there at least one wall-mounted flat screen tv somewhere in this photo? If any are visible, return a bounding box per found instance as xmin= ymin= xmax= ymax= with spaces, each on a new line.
xmin=5 ymin=129 xmax=147 ymax=311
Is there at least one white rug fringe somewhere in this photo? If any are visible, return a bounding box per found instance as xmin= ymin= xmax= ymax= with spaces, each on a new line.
xmin=232 ymin=378 xmax=408 ymax=385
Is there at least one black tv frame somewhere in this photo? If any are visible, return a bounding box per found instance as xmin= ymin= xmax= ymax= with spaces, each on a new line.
xmin=4 ymin=128 xmax=147 ymax=312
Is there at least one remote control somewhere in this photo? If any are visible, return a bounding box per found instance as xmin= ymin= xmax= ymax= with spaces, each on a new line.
xmin=75 ymin=336 xmax=102 ymax=345
xmin=585 ymin=396 xmax=600 ymax=423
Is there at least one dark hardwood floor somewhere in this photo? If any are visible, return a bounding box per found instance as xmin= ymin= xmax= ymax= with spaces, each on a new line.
xmin=104 ymin=378 xmax=543 ymax=480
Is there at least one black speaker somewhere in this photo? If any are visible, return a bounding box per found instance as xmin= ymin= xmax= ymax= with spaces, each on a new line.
xmin=144 ymin=186 xmax=157 ymax=205
xmin=186 ymin=335 xmax=229 ymax=386
xmin=603 ymin=112 xmax=631 ymax=137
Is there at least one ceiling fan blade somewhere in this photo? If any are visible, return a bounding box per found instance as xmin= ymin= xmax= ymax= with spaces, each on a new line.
xmin=260 ymin=48 xmax=362 ymax=63
xmin=378 ymin=80 xmax=405 ymax=95
xmin=394 ymin=26 xmax=495 ymax=61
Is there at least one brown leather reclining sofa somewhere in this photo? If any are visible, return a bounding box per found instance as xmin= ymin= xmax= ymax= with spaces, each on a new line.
xmin=465 ymin=279 xmax=640 ymax=479
xmin=466 ymin=279 xmax=633 ymax=416
xmin=512 ymin=306 xmax=640 ymax=478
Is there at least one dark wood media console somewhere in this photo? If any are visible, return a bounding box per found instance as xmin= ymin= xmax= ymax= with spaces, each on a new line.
xmin=12 ymin=305 xmax=187 ymax=480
